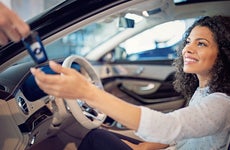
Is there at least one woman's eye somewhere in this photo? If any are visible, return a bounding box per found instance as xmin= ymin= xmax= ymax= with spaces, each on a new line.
xmin=185 ymin=40 xmax=190 ymax=45
xmin=198 ymin=42 xmax=207 ymax=47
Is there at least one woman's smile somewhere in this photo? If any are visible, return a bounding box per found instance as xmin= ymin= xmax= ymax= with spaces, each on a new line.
xmin=184 ymin=55 xmax=199 ymax=65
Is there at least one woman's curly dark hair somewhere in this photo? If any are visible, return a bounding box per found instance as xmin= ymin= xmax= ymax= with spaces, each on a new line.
xmin=173 ymin=15 xmax=230 ymax=100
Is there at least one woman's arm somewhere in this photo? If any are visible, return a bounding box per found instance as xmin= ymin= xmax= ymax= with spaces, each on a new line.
xmin=31 ymin=61 xmax=141 ymax=130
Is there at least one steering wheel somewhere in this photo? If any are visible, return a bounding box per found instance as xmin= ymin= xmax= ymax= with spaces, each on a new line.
xmin=61 ymin=55 xmax=107 ymax=129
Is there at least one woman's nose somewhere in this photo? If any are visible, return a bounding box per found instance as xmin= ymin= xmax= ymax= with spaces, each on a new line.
xmin=182 ymin=45 xmax=195 ymax=55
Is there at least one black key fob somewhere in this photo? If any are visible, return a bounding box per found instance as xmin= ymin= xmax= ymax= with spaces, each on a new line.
xmin=22 ymin=31 xmax=48 ymax=64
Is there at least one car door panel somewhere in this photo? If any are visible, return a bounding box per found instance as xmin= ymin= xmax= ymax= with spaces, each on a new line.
xmin=93 ymin=61 xmax=186 ymax=113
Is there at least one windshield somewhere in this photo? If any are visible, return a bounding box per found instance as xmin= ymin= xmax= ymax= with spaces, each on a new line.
xmin=10 ymin=0 xmax=195 ymax=64
xmin=15 ymin=14 xmax=124 ymax=64
xmin=53 ymin=18 xmax=122 ymax=58
xmin=16 ymin=14 xmax=195 ymax=64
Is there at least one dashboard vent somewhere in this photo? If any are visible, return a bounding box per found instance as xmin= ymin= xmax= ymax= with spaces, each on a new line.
xmin=17 ymin=97 xmax=29 ymax=115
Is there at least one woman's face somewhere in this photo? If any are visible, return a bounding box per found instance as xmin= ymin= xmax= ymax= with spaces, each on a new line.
xmin=182 ymin=26 xmax=218 ymax=78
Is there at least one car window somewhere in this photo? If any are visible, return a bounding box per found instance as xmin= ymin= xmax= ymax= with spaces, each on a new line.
xmin=45 ymin=17 xmax=195 ymax=63
xmin=16 ymin=13 xmax=195 ymax=64
xmin=107 ymin=18 xmax=196 ymax=62
xmin=103 ymin=18 xmax=195 ymax=62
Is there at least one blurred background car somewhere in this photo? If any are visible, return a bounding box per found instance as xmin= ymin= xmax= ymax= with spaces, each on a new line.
xmin=0 ymin=0 xmax=229 ymax=149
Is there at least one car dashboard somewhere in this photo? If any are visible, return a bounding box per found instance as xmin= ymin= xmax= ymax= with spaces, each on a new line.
xmin=0 ymin=59 xmax=81 ymax=149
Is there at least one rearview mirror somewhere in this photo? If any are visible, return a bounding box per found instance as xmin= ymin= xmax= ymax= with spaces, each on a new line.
xmin=119 ymin=17 xmax=135 ymax=28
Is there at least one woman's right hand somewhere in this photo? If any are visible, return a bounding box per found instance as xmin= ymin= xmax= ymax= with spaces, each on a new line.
xmin=0 ymin=2 xmax=30 ymax=45
xmin=30 ymin=61 xmax=94 ymax=100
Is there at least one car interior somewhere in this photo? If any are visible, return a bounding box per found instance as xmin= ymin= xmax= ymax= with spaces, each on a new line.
xmin=0 ymin=0 xmax=230 ymax=149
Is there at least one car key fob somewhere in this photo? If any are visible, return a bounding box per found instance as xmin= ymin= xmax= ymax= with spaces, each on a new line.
xmin=22 ymin=31 xmax=48 ymax=64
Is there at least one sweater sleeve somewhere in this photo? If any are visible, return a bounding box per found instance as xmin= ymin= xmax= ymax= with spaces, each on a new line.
xmin=135 ymin=93 xmax=230 ymax=144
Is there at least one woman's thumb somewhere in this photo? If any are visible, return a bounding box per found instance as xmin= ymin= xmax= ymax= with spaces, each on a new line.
xmin=49 ymin=61 xmax=71 ymax=75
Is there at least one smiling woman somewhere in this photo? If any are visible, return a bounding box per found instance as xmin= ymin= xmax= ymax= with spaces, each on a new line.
xmin=0 ymin=0 xmax=230 ymax=150
xmin=31 ymin=15 xmax=230 ymax=150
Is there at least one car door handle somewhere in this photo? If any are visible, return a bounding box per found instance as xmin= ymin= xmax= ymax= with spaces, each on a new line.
xmin=139 ymin=83 xmax=155 ymax=91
